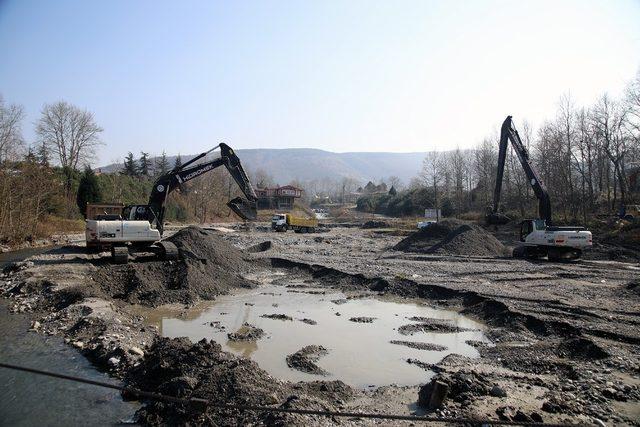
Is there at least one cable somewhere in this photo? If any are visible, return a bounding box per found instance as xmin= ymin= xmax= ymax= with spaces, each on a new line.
xmin=0 ymin=362 xmax=582 ymax=426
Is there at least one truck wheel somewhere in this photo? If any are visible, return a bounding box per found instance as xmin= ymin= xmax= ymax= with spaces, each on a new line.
xmin=111 ymin=246 xmax=129 ymax=264
xmin=310 ymin=227 xmax=315 ymax=233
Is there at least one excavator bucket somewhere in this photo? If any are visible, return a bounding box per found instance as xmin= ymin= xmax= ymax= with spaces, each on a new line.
xmin=227 ymin=197 xmax=257 ymax=221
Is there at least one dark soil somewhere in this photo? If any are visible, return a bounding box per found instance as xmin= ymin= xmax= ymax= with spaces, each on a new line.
xmin=260 ymin=313 xmax=293 ymax=321
xmin=362 ymin=220 xmax=389 ymax=229
xmin=126 ymin=338 xmax=353 ymax=425
xmin=394 ymin=219 xmax=509 ymax=257
xmin=390 ymin=340 xmax=447 ymax=351
xmin=286 ymin=345 xmax=329 ymax=376
xmin=227 ymin=323 xmax=264 ymax=342
xmin=349 ymin=316 xmax=376 ymax=323
xmin=398 ymin=319 xmax=471 ymax=335
xmin=89 ymin=227 xmax=257 ymax=307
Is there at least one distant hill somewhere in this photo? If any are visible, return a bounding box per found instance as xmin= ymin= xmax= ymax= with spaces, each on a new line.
xmin=99 ymin=148 xmax=432 ymax=184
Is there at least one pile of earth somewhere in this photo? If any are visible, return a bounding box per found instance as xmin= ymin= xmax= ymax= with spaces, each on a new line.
xmin=126 ymin=338 xmax=354 ymax=425
xmin=286 ymin=345 xmax=329 ymax=375
xmin=361 ymin=220 xmax=389 ymax=229
xmin=393 ymin=219 xmax=508 ymax=257
xmin=89 ymin=227 xmax=258 ymax=307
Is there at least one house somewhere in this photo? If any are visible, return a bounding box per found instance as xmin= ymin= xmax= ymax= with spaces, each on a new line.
xmin=255 ymin=185 xmax=304 ymax=210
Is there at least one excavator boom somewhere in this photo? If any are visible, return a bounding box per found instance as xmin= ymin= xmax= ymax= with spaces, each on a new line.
xmin=488 ymin=116 xmax=551 ymax=225
xmin=147 ymin=143 xmax=257 ymax=235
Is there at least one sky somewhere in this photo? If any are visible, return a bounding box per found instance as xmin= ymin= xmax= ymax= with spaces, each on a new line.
xmin=1 ymin=0 xmax=639 ymax=166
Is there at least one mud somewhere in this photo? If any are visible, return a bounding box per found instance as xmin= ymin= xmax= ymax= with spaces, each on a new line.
xmin=89 ymin=227 xmax=258 ymax=307
xmin=394 ymin=219 xmax=509 ymax=257
xmin=227 ymin=323 xmax=264 ymax=342
xmin=398 ymin=319 xmax=471 ymax=335
xmin=390 ymin=340 xmax=448 ymax=351
xmin=286 ymin=345 xmax=330 ymax=376
xmin=127 ymin=338 xmax=352 ymax=426
xmin=2 ymin=223 xmax=640 ymax=425
xmin=349 ymin=316 xmax=376 ymax=323
xmin=362 ymin=220 xmax=389 ymax=229
xmin=260 ymin=313 xmax=293 ymax=321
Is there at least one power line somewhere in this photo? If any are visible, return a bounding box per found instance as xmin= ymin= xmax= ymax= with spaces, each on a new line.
xmin=0 ymin=362 xmax=582 ymax=426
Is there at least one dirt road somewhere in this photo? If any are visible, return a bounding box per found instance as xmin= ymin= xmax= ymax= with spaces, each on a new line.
xmin=1 ymin=224 xmax=639 ymax=425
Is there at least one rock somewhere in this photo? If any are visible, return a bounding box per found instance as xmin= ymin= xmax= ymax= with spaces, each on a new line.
xmin=496 ymin=406 xmax=517 ymax=421
xmin=108 ymin=357 xmax=120 ymax=367
xmin=72 ymin=341 xmax=84 ymax=349
xmin=418 ymin=378 xmax=449 ymax=409
xmin=513 ymin=410 xmax=533 ymax=422
xmin=490 ymin=385 xmax=507 ymax=397
xmin=158 ymin=376 xmax=198 ymax=398
xmin=593 ymin=419 xmax=606 ymax=427
xmin=128 ymin=346 xmax=144 ymax=357
xmin=30 ymin=320 xmax=41 ymax=330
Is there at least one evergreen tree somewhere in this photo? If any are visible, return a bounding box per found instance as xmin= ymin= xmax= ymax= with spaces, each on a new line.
xmin=76 ymin=166 xmax=102 ymax=217
xmin=122 ymin=152 xmax=137 ymax=176
xmin=24 ymin=146 xmax=37 ymax=163
xmin=155 ymin=151 xmax=170 ymax=176
xmin=173 ymin=154 xmax=182 ymax=169
xmin=138 ymin=152 xmax=152 ymax=176
xmin=36 ymin=141 xmax=49 ymax=166
xmin=388 ymin=185 xmax=397 ymax=196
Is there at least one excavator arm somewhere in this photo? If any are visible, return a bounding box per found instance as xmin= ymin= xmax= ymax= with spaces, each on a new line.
xmin=488 ymin=116 xmax=552 ymax=225
xmin=146 ymin=143 xmax=257 ymax=235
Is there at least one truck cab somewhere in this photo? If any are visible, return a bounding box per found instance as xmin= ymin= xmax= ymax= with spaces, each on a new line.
xmin=272 ymin=214 xmax=288 ymax=232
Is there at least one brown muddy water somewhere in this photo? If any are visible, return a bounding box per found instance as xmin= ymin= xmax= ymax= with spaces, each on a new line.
xmin=142 ymin=272 xmax=490 ymax=389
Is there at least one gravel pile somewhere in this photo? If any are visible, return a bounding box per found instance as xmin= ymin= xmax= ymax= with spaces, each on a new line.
xmin=90 ymin=226 xmax=256 ymax=306
xmin=394 ymin=219 xmax=508 ymax=257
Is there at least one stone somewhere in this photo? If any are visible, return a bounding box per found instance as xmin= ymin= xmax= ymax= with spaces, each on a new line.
xmin=108 ymin=357 xmax=120 ymax=367
xmin=418 ymin=378 xmax=449 ymax=409
xmin=128 ymin=346 xmax=144 ymax=356
xmin=490 ymin=385 xmax=507 ymax=397
xmin=72 ymin=341 xmax=84 ymax=349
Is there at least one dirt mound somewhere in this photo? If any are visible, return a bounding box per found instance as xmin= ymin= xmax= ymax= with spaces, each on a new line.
xmin=398 ymin=318 xmax=471 ymax=335
xmin=227 ymin=323 xmax=264 ymax=342
xmin=394 ymin=219 xmax=508 ymax=257
xmin=362 ymin=220 xmax=389 ymax=229
xmin=127 ymin=338 xmax=353 ymax=425
xmin=90 ymin=226 xmax=256 ymax=307
xmin=390 ymin=340 xmax=447 ymax=351
xmin=286 ymin=345 xmax=329 ymax=375
xmin=349 ymin=316 xmax=375 ymax=323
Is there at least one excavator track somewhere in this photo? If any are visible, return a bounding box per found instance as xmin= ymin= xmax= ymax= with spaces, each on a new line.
xmin=111 ymin=246 xmax=129 ymax=264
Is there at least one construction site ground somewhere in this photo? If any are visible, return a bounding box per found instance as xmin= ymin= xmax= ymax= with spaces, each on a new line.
xmin=1 ymin=219 xmax=639 ymax=426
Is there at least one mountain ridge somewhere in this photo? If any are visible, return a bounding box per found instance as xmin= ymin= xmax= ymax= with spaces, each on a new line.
xmin=99 ymin=148 xmax=433 ymax=184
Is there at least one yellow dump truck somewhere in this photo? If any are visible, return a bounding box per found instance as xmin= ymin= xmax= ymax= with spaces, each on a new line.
xmin=271 ymin=213 xmax=318 ymax=233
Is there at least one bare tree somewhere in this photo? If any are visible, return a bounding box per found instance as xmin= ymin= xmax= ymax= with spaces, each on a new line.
xmin=36 ymin=101 xmax=103 ymax=170
xmin=420 ymin=151 xmax=443 ymax=219
xmin=0 ymin=95 xmax=25 ymax=164
xmin=590 ymin=94 xmax=629 ymax=207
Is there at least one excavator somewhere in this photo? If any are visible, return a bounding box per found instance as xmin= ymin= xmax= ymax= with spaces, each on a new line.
xmin=487 ymin=116 xmax=592 ymax=261
xmin=85 ymin=143 xmax=257 ymax=263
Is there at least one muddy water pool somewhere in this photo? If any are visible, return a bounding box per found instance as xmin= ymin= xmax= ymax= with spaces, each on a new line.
xmin=146 ymin=273 xmax=490 ymax=389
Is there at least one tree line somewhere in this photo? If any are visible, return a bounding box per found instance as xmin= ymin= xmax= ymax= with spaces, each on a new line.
xmin=0 ymin=97 xmax=242 ymax=245
xmin=358 ymin=71 xmax=640 ymax=224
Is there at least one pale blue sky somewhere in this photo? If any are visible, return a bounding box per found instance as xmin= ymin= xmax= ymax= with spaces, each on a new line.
xmin=1 ymin=0 xmax=639 ymax=165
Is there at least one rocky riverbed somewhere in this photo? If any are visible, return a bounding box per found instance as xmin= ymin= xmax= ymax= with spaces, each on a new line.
xmin=1 ymin=223 xmax=639 ymax=425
